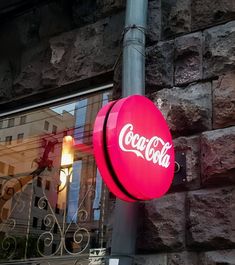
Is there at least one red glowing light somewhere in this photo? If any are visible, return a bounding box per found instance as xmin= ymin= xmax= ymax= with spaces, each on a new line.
xmin=93 ymin=95 xmax=175 ymax=201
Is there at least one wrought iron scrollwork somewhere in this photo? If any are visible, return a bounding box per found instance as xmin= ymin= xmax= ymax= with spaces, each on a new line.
xmin=36 ymin=168 xmax=92 ymax=258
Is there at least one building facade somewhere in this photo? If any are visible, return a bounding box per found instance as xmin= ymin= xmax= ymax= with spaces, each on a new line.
xmin=0 ymin=0 xmax=235 ymax=264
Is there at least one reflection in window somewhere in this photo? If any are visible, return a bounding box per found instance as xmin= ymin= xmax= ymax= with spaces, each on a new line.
xmin=20 ymin=115 xmax=26 ymax=125
xmin=41 ymin=220 xmax=46 ymax=230
xmin=37 ymin=177 xmax=42 ymax=187
xmin=8 ymin=118 xmax=14 ymax=128
xmin=34 ymin=196 xmax=40 ymax=207
xmin=44 ymin=120 xmax=49 ymax=130
xmin=52 ymin=125 xmax=57 ymax=134
xmin=32 ymin=217 xmax=38 ymax=228
xmin=0 ymin=161 xmax=5 ymax=173
xmin=2 ymin=208 xmax=9 ymax=220
xmin=0 ymin=89 xmax=112 ymax=262
xmin=8 ymin=165 xmax=15 ymax=176
xmin=67 ymin=160 xmax=82 ymax=223
xmin=45 ymin=180 xmax=50 ymax=190
xmin=17 ymin=133 xmax=24 ymax=143
xmin=5 ymin=135 xmax=12 ymax=145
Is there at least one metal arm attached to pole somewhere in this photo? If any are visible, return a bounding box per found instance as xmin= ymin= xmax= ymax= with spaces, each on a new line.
xmin=111 ymin=1 xmax=148 ymax=264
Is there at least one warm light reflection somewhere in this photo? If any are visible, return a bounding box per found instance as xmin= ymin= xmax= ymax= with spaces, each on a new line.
xmin=61 ymin=135 xmax=74 ymax=166
xmin=60 ymin=168 xmax=72 ymax=185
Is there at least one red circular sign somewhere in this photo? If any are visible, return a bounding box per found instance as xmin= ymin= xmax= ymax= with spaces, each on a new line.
xmin=93 ymin=95 xmax=174 ymax=201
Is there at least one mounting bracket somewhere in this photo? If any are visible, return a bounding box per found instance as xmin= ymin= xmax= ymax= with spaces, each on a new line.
xmin=172 ymin=151 xmax=187 ymax=187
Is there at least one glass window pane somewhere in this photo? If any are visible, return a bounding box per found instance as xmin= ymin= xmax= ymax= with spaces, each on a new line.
xmin=0 ymin=89 xmax=112 ymax=263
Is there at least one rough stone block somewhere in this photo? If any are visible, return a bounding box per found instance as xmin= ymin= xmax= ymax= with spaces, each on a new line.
xmin=173 ymin=136 xmax=200 ymax=190
xmin=134 ymin=254 xmax=167 ymax=265
xmin=187 ymin=187 xmax=235 ymax=249
xmin=63 ymin=13 xmax=123 ymax=84
xmin=72 ymin=0 xmax=97 ymax=26
xmin=161 ymin=0 xmax=191 ymax=39
xmin=203 ymin=21 xmax=235 ymax=79
xmin=168 ymin=251 xmax=198 ymax=265
xmin=146 ymin=41 xmax=174 ymax=89
xmin=213 ymin=73 xmax=235 ymax=129
xmin=97 ymin=0 xmax=125 ymax=18
xmin=14 ymin=11 xmax=40 ymax=48
xmin=0 ymin=60 xmax=13 ymax=100
xmin=72 ymin=0 xmax=125 ymax=26
xmin=174 ymin=32 xmax=202 ymax=85
xmin=192 ymin=0 xmax=235 ymax=31
xmin=201 ymin=127 xmax=235 ymax=185
xmin=153 ymin=82 xmax=212 ymax=136
xmin=137 ymin=192 xmax=185 ymax=252
xmin=13 ymin=43 xmax=48 ymax=95
xmin=147 ymin=0 xmax=161 ymax=45
xmin=112 ymin=58 xmax=122 ymax=100
xmin=39 ymin=2 xmax=72 ymax=39
xmin=42 ymin=31 xmax=76 ymax=87
xmin=199 ymin=250 xmax=235 ymax=265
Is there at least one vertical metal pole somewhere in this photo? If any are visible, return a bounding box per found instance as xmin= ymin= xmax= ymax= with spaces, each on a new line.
xmin=111 ymin=1 xmax=148 ymax=264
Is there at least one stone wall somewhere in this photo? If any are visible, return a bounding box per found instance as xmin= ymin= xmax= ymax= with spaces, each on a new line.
xmin=135 ymin=0 xmax=235 ymax=264
xmin=0 ymin=0 xmax=235 ymax=264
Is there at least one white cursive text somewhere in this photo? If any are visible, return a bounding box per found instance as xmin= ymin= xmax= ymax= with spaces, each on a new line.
xmin=118 ymin=123 xmax=172 ymax=168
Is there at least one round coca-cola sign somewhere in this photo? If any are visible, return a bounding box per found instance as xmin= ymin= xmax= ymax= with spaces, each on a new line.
xmin=93 ymin=95 xmax=174 ymax=201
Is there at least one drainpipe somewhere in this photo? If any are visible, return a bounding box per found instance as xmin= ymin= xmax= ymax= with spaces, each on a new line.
xmin=111 ymin=1 xmax=148 ymax=264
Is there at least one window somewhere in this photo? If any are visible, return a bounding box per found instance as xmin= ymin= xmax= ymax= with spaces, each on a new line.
xmin=8 ymin=118 xmax=14 ymax=128
xmin=45 ymin=180 xmax=50 ymax=190
xmin=43 ymin=200 xmax=48 ymax=210
xmin=2 ymin=208 xmax=9 ymax=220
xmin=41 ymin=220 xmax=46 ymax=230
xmin=17 ymin=133 xmax=24 ymax=143
xmin=20 ymin=115 xmax=26 ymax=125
xmin=44 ymin=120 xmax=49 ymax=130
xmin=37 ymin=177 xmax=42 ymax=187
xmin=0 ymin=120 xmax=3 ymax=129
xmin=8 ymin=165 xmax=15 ymax=176
xmin=55 ymin=204 xmax=60 ymax=214
xmin=53 ymin=223 xmax=58 ymax=234
xmin=32 ymin=217 xmax=38 ymax=228
xmin=5 ymin=136 xmax=12 ymax=145
xmin=0 ymin=88 xmax=112 ymax=261
xmin=0 ymin=161 xmax=5 ymax=173
xmin=52 ymin=125 xmax=57 ymax=134
xmin=52 ymin=243 xmax=57 ymax=253
xmin=34 ymin=196 xmax=40 ymax=207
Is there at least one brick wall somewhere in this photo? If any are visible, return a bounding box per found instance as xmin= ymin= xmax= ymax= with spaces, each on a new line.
xmin=0 ymin=0 xmax=234 ymax=264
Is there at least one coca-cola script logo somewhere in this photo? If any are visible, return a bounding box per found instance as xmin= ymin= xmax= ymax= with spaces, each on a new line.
xmin=119 ymin=123 xmax=172 ymax=168
xmin=93 ymin=95 xmax=175 ymax=202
